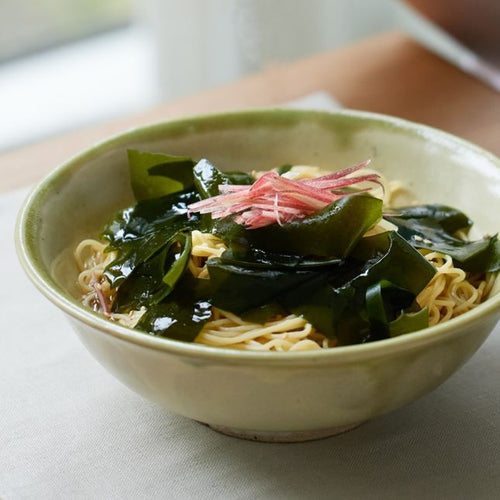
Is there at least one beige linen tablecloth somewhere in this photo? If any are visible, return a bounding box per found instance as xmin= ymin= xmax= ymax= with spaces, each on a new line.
xmin=1 ymin=108 xmax=499 ymax=498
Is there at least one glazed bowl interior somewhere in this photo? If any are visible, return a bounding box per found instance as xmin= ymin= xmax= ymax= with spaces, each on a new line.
xmin=16 ymin=109 xmax=500 ymax=439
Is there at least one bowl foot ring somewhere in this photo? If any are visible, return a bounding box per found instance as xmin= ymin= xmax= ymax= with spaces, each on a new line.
xmin=201 ymin=421 xmax=362 ymax=442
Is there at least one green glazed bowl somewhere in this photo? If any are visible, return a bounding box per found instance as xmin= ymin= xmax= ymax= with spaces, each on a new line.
xmin=16 ymin=109 xmax=500 ymax=442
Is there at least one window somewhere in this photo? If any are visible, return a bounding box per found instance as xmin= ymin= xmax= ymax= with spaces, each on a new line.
xmin=0 ymin=0 xmax=157 ymax=151
xmin=0 ymin=0 xmax=132 ymax=62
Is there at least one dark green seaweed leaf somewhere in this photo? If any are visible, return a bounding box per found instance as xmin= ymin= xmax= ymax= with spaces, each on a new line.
xmin=276 ymin=164 xmax=293 ymax=175
xmin=102 ymin=189 xmax=200 ymax=288
xmin=214 ymin=194 xmax=383 ymax=258
xmin=193 ymin=159 xmax=252 ymax=200
xmin=219 ymin=247 xmax=342 ymax=270
xmin=104 ymin=226 xmax=180 ymax=288
xmin=240 ymin=302 xmax=288 ymax=323
xmin=102 ymin=189 xmax=200 ymax=249
xmin=389 ymin=308 xmax=429 ymax=337
xmin=365 ymin=280 xmax=418 ymax=337
xmin=162 ymin=232 xmax=192 ymax=289
xmin=127 ymin=149 xmax=196 ymax=201
xmin=192 ymin=159 xmax=253 ymax=230
xmin=206 ymin=259 xmax=323 ymax=314
xmin=111 ymin=239 xmax=171 ymax=312
xmin=204 ymin=231 xmax=434 ymax=343
xmin=136 ymin=274 xmax=212 ymax=342
xmin=193 ymin=159 xmax=228 ymax=199
xmin=280 ymin=232 xmax=434 ymax=343
xmin=386 ymin=205 xmax=472 ymax=233
xmin=224 ymin=171 xmax=254 ymax=185
xmin=112 ymin=232 xmax=192 ymax=312
xmin=280 ymin=273 xmax=355 ymax=340
xmin=385 ymin=205 xmax=499 ymax=272
xmin=351 ymin=231 xmax=436 ymax=296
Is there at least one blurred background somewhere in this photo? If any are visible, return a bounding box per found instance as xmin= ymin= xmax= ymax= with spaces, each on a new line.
xmin=1 ymin=0 xmax=498 ymax=152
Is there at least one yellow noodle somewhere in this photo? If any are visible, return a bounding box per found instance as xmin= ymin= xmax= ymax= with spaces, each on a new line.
xmin=74 ymin=239 xmax=116 ymax=311
xmin=416 ymin=250 xmax=493 ymax=326
xmin=188 ymin=230 xmax=226 ymax=279
xmin=195 ymin=309 xmax=335 ymax=351
xmin=385 ymin=180 xmax=416 ymax=207
xmin=109 ymin=307 xmax=147 ymax=328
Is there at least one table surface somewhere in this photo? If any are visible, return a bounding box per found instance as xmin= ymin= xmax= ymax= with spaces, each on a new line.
xmin=1 ymin=31 xmax=499 ymax=194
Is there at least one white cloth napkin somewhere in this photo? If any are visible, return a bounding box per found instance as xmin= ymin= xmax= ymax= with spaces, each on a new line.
xmin=2 ymin=99 xmax=500 ymax=499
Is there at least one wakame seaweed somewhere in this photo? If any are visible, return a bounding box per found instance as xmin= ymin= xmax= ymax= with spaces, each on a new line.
xmin=215 ymin=231 xmax=436 ymax=343
xmin=136 ymin=274 xmax=213 ymax=341
xmin=193 ymin=159 xmax=253 ymax=199
xmin=385 ymin=205 xmax=500 ymax=272
xmin=213 ymin=194 xmax=383 ymax=258
xmin=99 ymin=150 xmax=497 ymax=345
xmin=102 ymin=188 xmax=201 ymax=290
xmin=127 ymin=149 xmax=196 ymax=201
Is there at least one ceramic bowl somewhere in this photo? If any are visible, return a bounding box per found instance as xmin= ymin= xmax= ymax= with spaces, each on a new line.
xmin=16 ymin=109 xmax=500 ymax=442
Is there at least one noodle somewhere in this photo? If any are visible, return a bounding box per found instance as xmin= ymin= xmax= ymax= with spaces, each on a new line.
xmin=385 ymin=180 xmax=415 ymax=207
xmin=74 ymin=239 xmax=146 ymax=327
xmin=188 ymin=230 xmax=227 ymax=279
xmin=74 ymin=239 xmax=116 ymax=313
xmin=416 ymin=250 xmax=494 ymax=326
xmin=195 ymin=309 xmax=336 ymax=351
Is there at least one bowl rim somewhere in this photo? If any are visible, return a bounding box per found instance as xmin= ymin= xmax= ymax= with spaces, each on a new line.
xmin=15 ymin=107 xmax=500 ymax=365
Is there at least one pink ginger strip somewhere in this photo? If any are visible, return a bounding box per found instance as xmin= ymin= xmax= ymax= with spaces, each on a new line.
xmin=188 ymin=160 xmax=379 ymax=229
